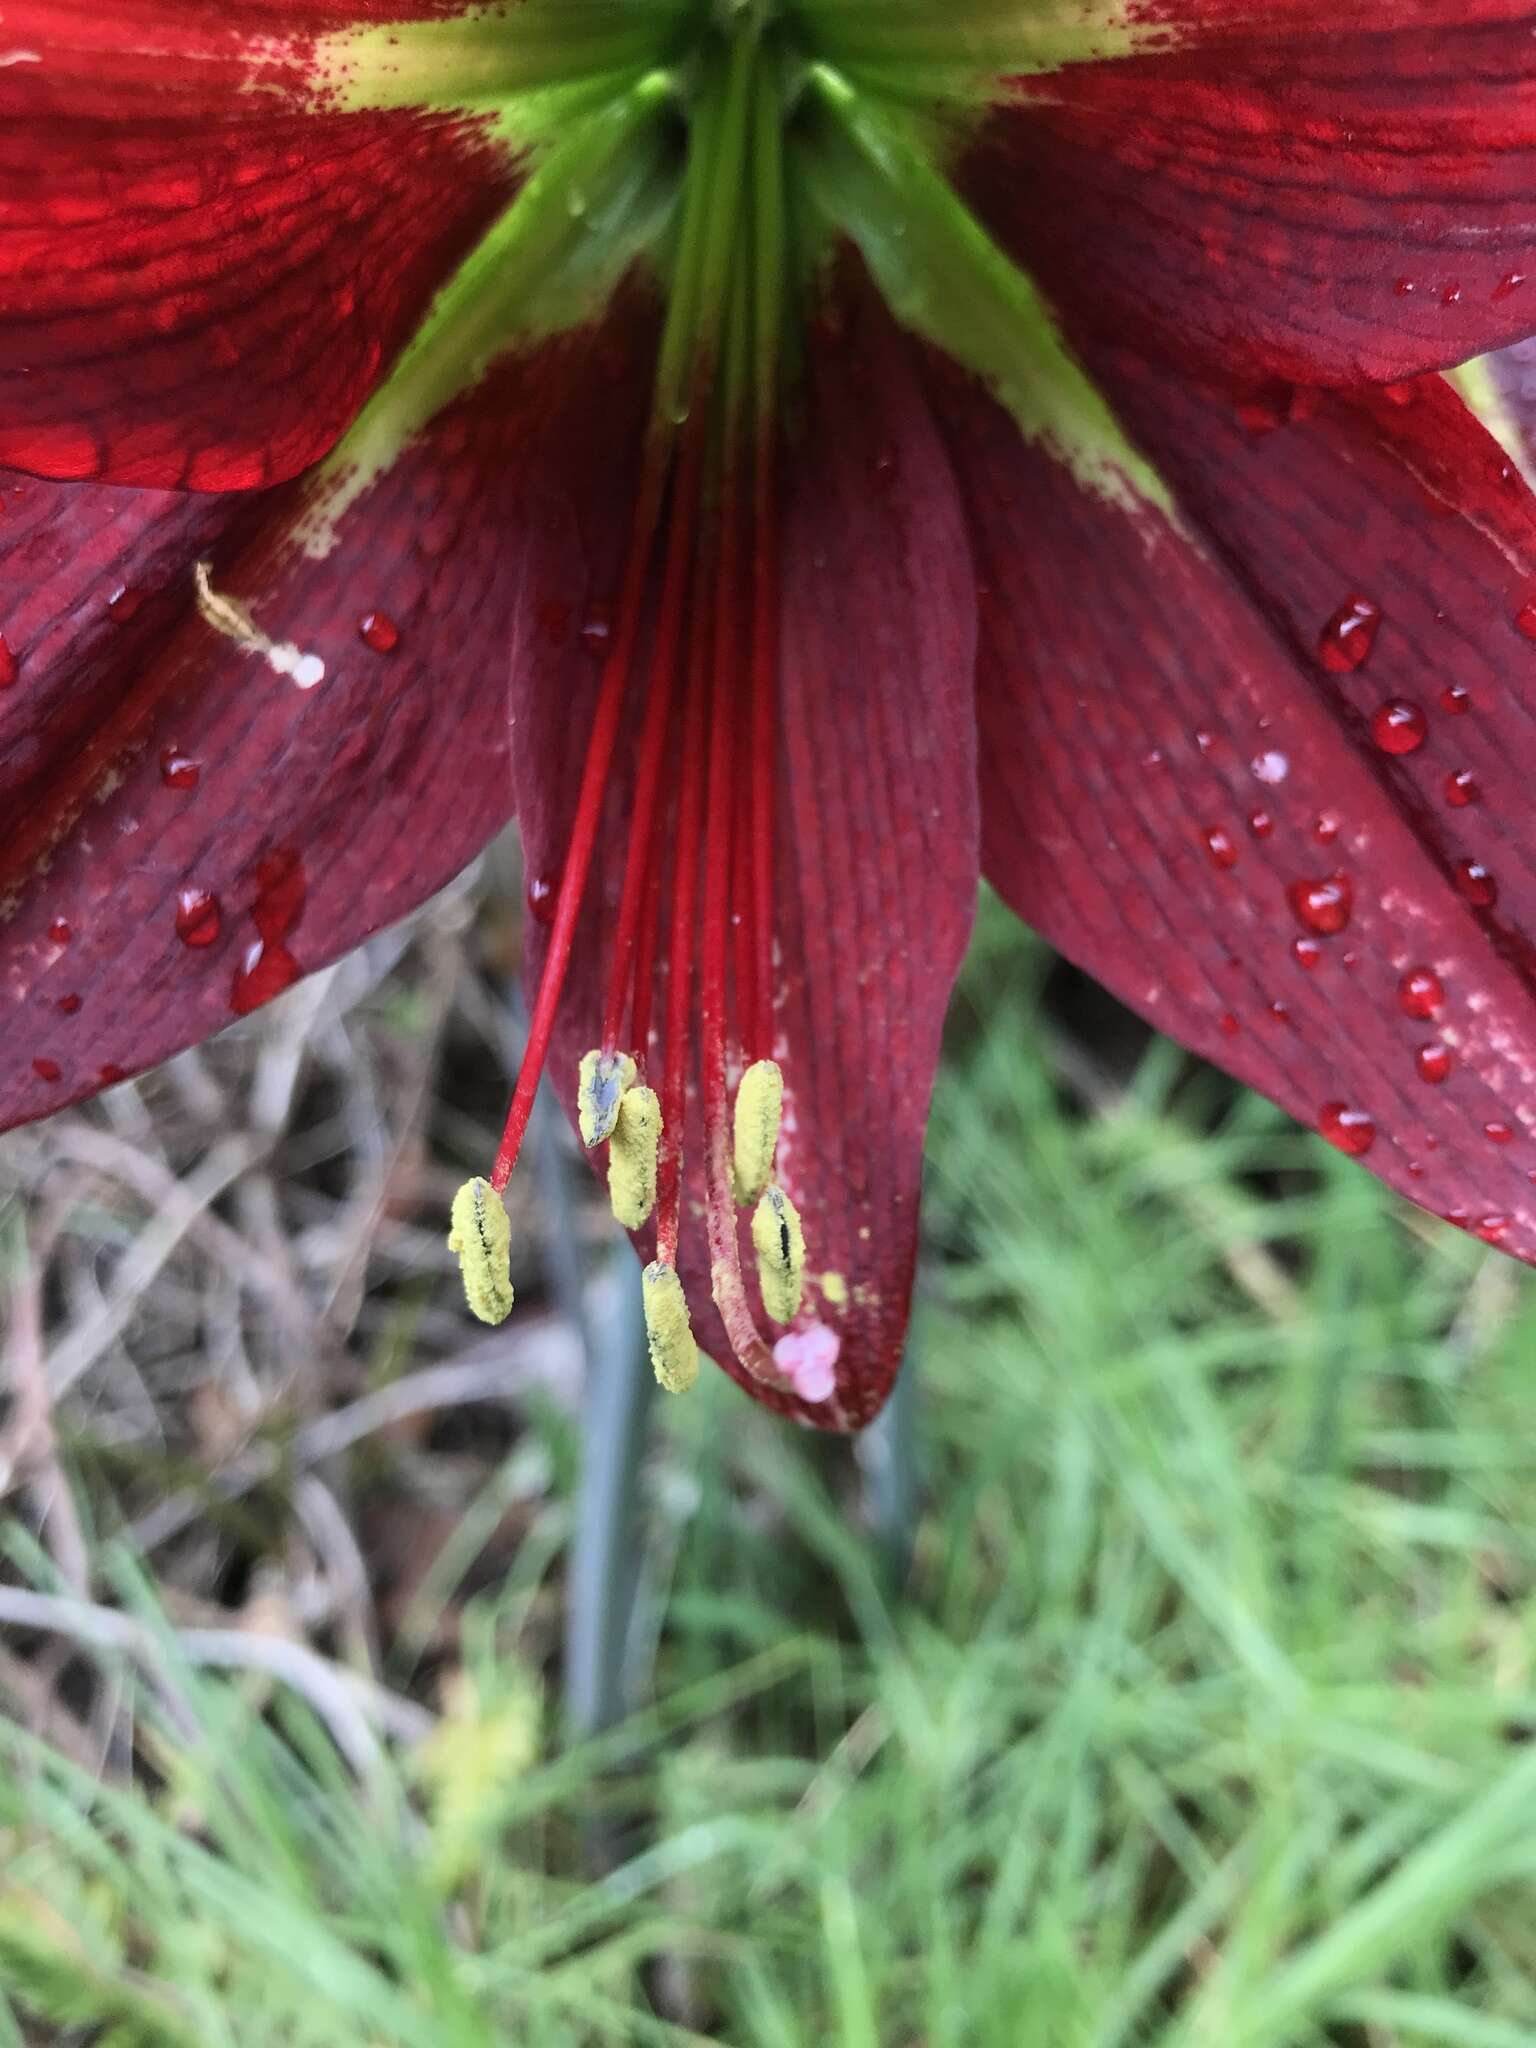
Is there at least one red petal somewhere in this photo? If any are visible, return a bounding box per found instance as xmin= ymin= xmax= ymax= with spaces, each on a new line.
xmin=0 ymin=4 xmax=514 ymax=488
xmin=0 ymin=327 xmax=634 ymax=1129
xmin=966 ymin=7 xmax=1536 ymax=387
xmin=928 ymin=350 xmax=1536 ymax=1253
xmin=514 ymin=282 xmax=980 ymax=1429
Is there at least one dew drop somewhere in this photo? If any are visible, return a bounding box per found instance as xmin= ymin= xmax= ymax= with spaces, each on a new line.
xmin=106 ymin=583 xmax=142 ymax=622
xmin=1319 ymin=1102 xmax=1375 ymax=1156
xmin=0 ymin=634 xmax=16 ymax=688
xmin=1248 ymin=809 xmax=1275 ymax=839
xmin=1515 ymin=603 xmax=1536 ymax=641
xmin=1201 ymin=825 xmax=1239 ymax=871
xmin=252 ymin=848 xmax=305 ymax=945
xmin=1494 ymin=271 xmax=1527 ymax=301
xmin=1415 ymin=1043 xmax=1453 ymax=1083
xmin=231 ymin=937 xmax=300 ymax=1015
xmin=357 ymin=609 xmax=400 ymax=654
xmin=1292 ymin=937 xmax=1322 ymax=970
xmin=55 ymin=993 xmax=81 ymax=1016
xmin=98 ymin=1063 xmax=126 ymax=1086
xmin=1442 ymin=769 xmax=1479 ymax=808
xmin=579 ymin=605 xmax=612 ymax=658
xmin=1455 ymin=858 xmax=1498 ymax=907
xmin=1394 ymin=277 xmax=1417 ymax=297
xmin=1476 ymin=1214 xmax=1510 ymax=1243
xmin=1441 ymin=281 xmax=1463 ymax=307
xmin=1218 ymin=1011 xmax=1241 ymax=1036
xmin=1317 ymin=594 xmax=1382 ymax=674
xmin=1268 ymin=1000 xmax=1292 ymax=1026
xmin=525 ymin=871 xmax=558 ymax=927
xmin=1287 ymin=871 xmax=1354 ymax=936
xmin=1370 ymin=699 xmax=1427 ymax=754
xmin=1441 ymin=685 xmax=1471 ymax=716
xmin=1484 ymin=1120 xmax=1514 ymax=1144
xmin=1250 ymin=750 xmax=1289 ymax=785
xmin=1397 ymin=966 xmax=1444 ymax=1018
xmin=31 ymin=1056 xmax=60 ymax=1083
xmin=174 ymin=887 xmax=222 ymax=948
xmin=47 ymin=917 xmax=72 ymax=946
xmin=159 ymin=745 xmax=200 ymax=791
xmin=1193 ymin=727 xmax=1216 ymax=756
xmin=1312 ymin=812 xmax=1340 ymax=845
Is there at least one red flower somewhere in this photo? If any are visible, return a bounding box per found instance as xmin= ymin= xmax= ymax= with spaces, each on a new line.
xmin=5 ymin=0 xmax=1536 ymax=1429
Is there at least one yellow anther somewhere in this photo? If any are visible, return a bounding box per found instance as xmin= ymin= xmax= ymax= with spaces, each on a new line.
xmin=607 ymin=1083 xmax=661 ymax=1229
xmin=751 ymin=1183 xmax=805 ymax=1325
xmin=642 ymin=1260 xmax=699 ymax=1394
xmin=447 ymin=1177 xmax=514 ymax=1325
xmin=732 ymin=1057 xmax=783 ymax=1206
xmin=577 ymin=1048 xmax=637 ymax=1148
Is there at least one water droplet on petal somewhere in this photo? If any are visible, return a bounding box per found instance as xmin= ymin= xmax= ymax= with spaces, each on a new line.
xmin=579 ymin=605 xmax=612 ymax=658
xmin=1455 ymin=858 xmax=1498 ymax=907
xmin=1370 ymin=699 xmax=1427 ymax=754
xmin=32 ymin=1056 xmax=60 ymax=1083
xmin=106 ymin=583 xmax=142 ymax=622
xmin=55 ymin=993 xmax=81 ymax=1016
xmin=1312 ymin=812 xmax=1340 ymax=845
xmin=1319 ymin=1102 xmax=1375 ymax=1155
xmin=47 ymin=918 xmax=72 ymax=946
xmin=1494 ymin=271 xmax=1527 ymax=301
xmin=1515 ymin=603 xmax=1536 ymax=641
xmin=1443 ymin=769 xmax=1480 ymax=808
xmin=1248 ymin=809 xmax=1275 ymax=839
xmin=0 ymin=634 xmax=16 ymax=688
xmin=526 ymin=871 xmax=558 ymax=927
xmin=1201 ymin=825 xmax=1239 ymax=870
xmin=1317 ymin=594 xmax=1381 ymax=673
xmin=1476 ymin=1214 xmax=1510 ymax=1243
xmin=1398 ymin=966 xmax=1444 ymax=1018
xmin=1292 ymin=937 xmax=1322 ymax=970
xmin=1193 ymin=728 xmax=1217 ymax=756
xmin=231 ymin=937 xmax=300 ymax=1014
xmin=1441 ymin=685 xmax=1471 ymax=715
xmin=98 ymin=1063 xmax=126 ymax=1086
xmin=1442 ymin=280 xmax=1463 ymax=307
xmin=1218 ymin=1011 xmax=1241 ymax=1036
xmin=174 ymin=887 xmax=222 ymax=948
xmin=1484 ymin=1120 xmax=1514 ymax=1144
xmin=1415 ymin=1043 xmax=1453 ymax=1083
xmin=159 ymin=745 xmax=200 ymax=790
xmin=1251 ymin=750 xmax=1289 ymax=784
xmin=357 ymin=610 xmax=400 ymax=654
xmin=1287 ymin=871 xmax=1354 ymax=936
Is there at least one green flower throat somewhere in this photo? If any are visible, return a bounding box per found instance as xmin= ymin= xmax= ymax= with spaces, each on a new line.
xmin=296 ymin=0 xmax=1164 ymax=538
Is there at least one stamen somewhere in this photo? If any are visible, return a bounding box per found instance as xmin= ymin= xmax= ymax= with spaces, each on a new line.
xmin=577 ymin=1047 xmax=636 ymax=1148
xmin=642 ymin=1259 xmax=699 ymax=1394
xmin=608 ymin=1082 xmax=662 ymax=1228
xmin=751 ymin=1183 xmax=805 ymax=1325
xmin=447 ymin=1177 xmax=514 ymax=1324
xmin=732 ymin=1057 xmax=783 ymax=1205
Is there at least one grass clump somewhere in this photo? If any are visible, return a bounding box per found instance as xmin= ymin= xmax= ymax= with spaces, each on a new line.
xmin=5 ymin=900 xmax=1536 ymax=2044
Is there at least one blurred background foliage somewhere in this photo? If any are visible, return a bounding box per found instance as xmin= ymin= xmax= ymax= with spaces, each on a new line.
xmin=3 ymin=856 xmax=1536 ymax=2045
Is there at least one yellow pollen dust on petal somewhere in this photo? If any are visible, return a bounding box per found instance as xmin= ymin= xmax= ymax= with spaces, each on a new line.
xmin=447 ymin=1176 xmax=514 ymax=1324
xmin=577 ymin=1048 xmax=636 ymax=1148
xmin=642 ymin=1260 xmax=699 ymax=1394
xmin=731 ymin=1057 xmax=783 ymax=1206
xmin=607 ymin=1083 xmax=661 ymax=1229
xmin=751 ymin=1184 xmax=805 ymax=1326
